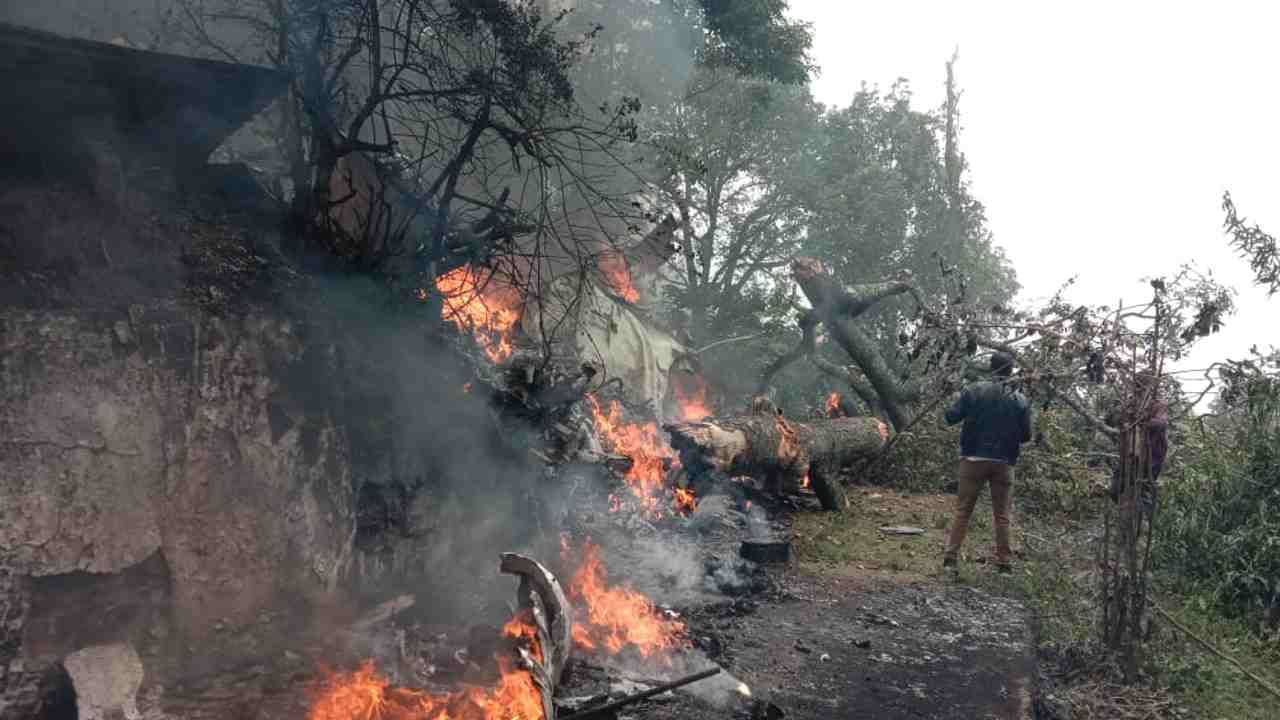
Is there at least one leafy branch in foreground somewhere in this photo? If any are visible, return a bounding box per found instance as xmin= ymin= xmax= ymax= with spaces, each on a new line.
xmin=1223 ymin=191 xmax=1280 ymax=295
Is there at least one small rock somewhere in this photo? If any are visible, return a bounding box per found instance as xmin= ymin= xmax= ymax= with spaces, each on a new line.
xmin=794 ymin=640 xmax=812 ymax=654
xmin=853 ymin=638 xmax=871 ymax=649
xmin=879 ymin=526 xmax=926 ymax=536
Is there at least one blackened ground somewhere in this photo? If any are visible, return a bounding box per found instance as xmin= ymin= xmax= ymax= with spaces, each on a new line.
xmin=555 ymin=484 xmax=1035 ymax=720
xmin=597 ymin=567 xmax=1035 ymax=720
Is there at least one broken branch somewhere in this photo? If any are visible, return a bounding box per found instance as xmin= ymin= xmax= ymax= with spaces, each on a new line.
xmin=558 ymin=668 xmax=722 ymax=720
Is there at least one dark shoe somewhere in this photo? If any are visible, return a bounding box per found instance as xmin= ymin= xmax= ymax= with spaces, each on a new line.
xmin=995 ymin=563 xmax=1013 ymax=575
xmin=942 ymin=557 xmax=957 ymax=570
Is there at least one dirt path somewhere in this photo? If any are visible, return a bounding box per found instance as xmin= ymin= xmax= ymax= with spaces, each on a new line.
xmin=596 ymin=489 xmax=1039 ymax=719
xmin=728 ymin=570 xmax=1033 ymax=719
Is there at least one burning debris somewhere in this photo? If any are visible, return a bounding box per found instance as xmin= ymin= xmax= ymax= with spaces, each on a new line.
xmin=310 ymin=553 xmax=568 ymax=720
xmin=598 ymin=252 xmax=641 ymax=304
xmin=430 ymin=264 xmax=525 ymax=363
xmin=306 ymin=540 xmax=748 ymax=720
xmin=823 ymin=392 xmax=843 ymax=418
xmin=671 ymin=373 xmax=714 ymax=422
xmin=565 ymin=540 xmax=688 ymax=661
xmin=586 ymin=394 xmax=695 ymax=518
xmin=664 ymin=408 xmax=889 ymax=511
xmin=309 ymin=654 xmax=545 ymax=720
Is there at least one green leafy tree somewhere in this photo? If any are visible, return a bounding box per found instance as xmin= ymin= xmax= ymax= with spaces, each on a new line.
xmin=648 ymin=69 xmax=820 ymax=344
xmin=1155 ymin=197 xmax=1280 ymax=634
xmin=759 ymin=64 xmax=1019 ymax=427
xmin=565 ymin=0 xmax=813 ymax=105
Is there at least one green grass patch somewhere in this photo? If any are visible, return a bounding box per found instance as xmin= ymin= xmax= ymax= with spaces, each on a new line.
xmin=793 ymin=489 xmax=959 ymax=578
xmin=1146 ymin=595 xmax=1280 ymax=720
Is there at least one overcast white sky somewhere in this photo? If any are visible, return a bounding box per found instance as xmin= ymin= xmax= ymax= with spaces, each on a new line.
xmin=787 ymin=0 xmax=1279 ymax=403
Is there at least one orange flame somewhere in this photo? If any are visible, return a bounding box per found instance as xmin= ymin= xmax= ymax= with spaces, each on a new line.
xmin=431 ymin=265 xmax=524 ymax=363
xmin=801 ymin=473 xmax=811 ymax=489
xmin=824 ymin=392 xmax=842 ymax=418
xmin=673 ymin=487 xmax=697 ymax=514
xmin=308 ymin=616 xmax=544 ymax=720
xmin=671 ymin=374 xmax=713 ymax=421
xmin=566 ymin=540 xmax=686 ymax=659
xmin=598 ymin=252 xmax=640 ymax=303
xmin=774 ymin=413 xmax=800 ymax=461
xmin=586 ymin=395 xmax=694 ymax=517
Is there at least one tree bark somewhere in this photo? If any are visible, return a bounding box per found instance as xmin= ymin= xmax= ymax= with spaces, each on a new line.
xmin=663 ymin=415 xmax=889 ymax=511
xmin=761 ymin=258 xmax=925 ymax=431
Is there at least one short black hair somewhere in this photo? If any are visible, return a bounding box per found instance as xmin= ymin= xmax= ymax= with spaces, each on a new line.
xmin=990 ymin=351 xmax=1015 ymax=378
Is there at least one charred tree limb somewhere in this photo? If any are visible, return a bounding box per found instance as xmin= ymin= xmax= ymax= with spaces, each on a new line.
xmin=757 ymin=306 xmax=882 ymax=417
xmin=824 ymin=317 xmax=914 ymax=430
xmin=758 ymin=258 xmax=929 ymax=431
xmin=664 ymin=415 xmax=889 ymax=510
xmin=809 ymin=355 xmax=878 ymax=413
xmin=793 ymin=258 xmax=924 ymax=320
xmin=559 ymin=668 xmax=722 ymax=720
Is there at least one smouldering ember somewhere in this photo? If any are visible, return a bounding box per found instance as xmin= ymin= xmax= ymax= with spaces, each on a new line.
xmin=774 ymin=413 xmax=800 ymax=460
xmin=427 ymin=265 xmax=524 ymax=363
xmin=824 ymin=391 xmax=841 ymax=417
xmin=586 ymin=394 xmax=694 ymax=517
xmin=673 ymin=487 xmax=698 ymax=514
xmin=566 ymin=540 xmax=687 ymax=659
xmin=671 ymin=373 xmax=713 ymax=421
xmin=598 ymin=251 xmax=640 ymax=303
xmin=307 ymin=616 xmax=544 ymax=720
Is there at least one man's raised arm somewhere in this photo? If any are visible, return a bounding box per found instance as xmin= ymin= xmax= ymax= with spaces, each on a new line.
xmin=944 ymin=389 xmax=969 ymax=426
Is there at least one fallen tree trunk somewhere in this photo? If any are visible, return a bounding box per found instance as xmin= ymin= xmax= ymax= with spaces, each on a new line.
xmin=663 ymin=414 xmax=889 ymax=511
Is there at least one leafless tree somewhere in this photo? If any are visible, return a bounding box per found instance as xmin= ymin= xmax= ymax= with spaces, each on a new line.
xmin=170 ymin=0 xmax=650 ymax=342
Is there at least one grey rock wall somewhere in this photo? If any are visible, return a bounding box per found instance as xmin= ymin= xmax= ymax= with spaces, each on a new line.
xmin=0 ymin=304 xmax=355 ymax=718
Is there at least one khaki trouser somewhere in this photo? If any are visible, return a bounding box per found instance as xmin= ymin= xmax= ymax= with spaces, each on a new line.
xmin=944 ymin=458 xmax=1013 ymax=565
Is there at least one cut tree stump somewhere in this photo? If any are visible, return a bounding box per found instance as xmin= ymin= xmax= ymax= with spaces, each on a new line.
xmin=663 ymin=414 xmax=888 ymax=511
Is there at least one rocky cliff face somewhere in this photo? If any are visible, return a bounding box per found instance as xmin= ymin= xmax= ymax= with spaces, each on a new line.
xmin=0 ymin=302 xmax=355 ymax=718
xmin=0 ymin=159 xmax=546 ymax=717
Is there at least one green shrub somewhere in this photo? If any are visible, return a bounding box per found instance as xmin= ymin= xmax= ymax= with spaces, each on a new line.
xmin=1156 ymin=381 xmax=1280 ymax=628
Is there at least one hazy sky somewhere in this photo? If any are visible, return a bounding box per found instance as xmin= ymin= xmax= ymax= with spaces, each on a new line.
xmin=787 ymin=0 xmax=1279 ymax=403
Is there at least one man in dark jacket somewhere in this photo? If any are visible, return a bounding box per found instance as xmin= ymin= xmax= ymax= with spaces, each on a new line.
xmin=941 ymin=351 xmax=1033 ymax=573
